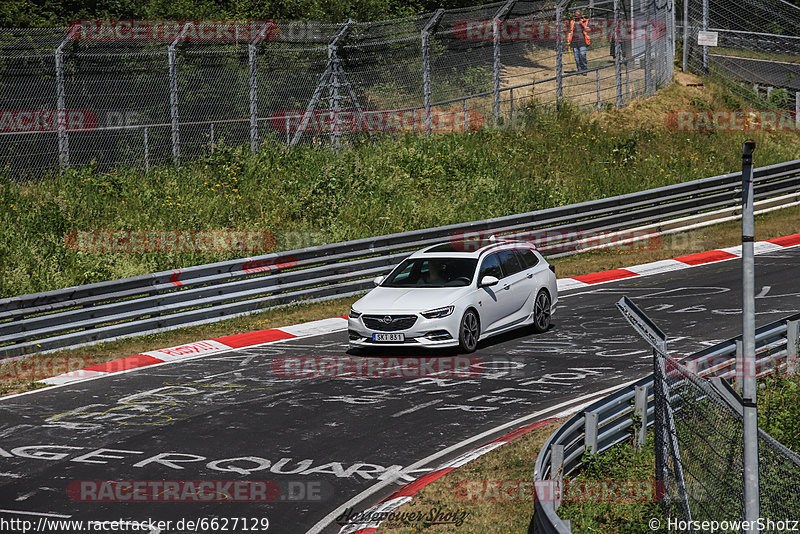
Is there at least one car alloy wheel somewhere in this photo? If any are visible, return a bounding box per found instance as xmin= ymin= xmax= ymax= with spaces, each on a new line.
xmin=532 ymin=290 xmax=551 ymax=333
xmin=459 ymin=309 xmax=480 ymax=353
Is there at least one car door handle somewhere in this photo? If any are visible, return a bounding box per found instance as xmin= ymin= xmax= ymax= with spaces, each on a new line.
xmin=503 ymin=284 xmax=510 ymax=290
xmin=526 ymin=273 xmax=533 ymax=279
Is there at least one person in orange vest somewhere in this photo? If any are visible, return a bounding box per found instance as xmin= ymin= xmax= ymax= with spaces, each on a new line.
xmin=567 ymin=10 xmax=591 ymax=75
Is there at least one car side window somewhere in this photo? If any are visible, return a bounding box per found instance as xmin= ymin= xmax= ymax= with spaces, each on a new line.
xmin=517 ymin=248 xmax=539 ymax=269
xmin=479 ymin=253 xmax=503 ymax=281
xmin=497 ymin=250 xmax=524 ymax=277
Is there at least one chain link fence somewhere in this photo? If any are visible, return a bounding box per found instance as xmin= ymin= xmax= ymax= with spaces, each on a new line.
xmin=682 ymin=0 xmax=800 ymax=111
xmin=654 ymin=352 xmax=800 ymax=528
xmin=0 ymin=0 xmax=675 ymax=180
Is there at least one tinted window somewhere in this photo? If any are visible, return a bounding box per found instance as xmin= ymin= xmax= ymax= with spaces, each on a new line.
xmin=478 ymin=253 xmax=503 ymax=281
xmin=497 ymin=250 xmax=524 ymax=277
xmin=382 ymin=258 xmax=478 ymax=288
xmin=517 ymin=248 xmax=539 ymax=268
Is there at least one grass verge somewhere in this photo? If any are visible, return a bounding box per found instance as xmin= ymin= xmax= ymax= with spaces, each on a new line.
xmin=2 ymin=73 xmax=799 ymax=298
xmin=374 ymin=419 xmax=561 ymax=534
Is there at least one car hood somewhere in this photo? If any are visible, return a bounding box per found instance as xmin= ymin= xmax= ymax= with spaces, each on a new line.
xmin=353 ymin=286 xmax=471 ymax=313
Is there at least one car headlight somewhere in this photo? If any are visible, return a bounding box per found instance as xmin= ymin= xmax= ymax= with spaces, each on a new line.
xmin=421 ymin=306 xmax=455 ymax=319
xmin=349 ymin=308 xmax=362 ymax=319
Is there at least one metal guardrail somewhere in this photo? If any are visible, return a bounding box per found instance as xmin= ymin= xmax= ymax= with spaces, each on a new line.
xmin=532 ymin=312 xmax=800 ymax=533
xmin=1 ymin=159 xmax=799 ymax=359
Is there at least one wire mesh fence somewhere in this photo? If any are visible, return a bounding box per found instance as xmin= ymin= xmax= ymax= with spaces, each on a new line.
xmin=0 ymin=0 xmax=675 ymax=180
xmin=654 ymin=353 xmax=800 ymax=528
xmin=682 ymin=0 xmax=800 ymax=112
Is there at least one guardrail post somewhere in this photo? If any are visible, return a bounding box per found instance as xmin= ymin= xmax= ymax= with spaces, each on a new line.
xmin=55 ymin=35 xmax=71 ymax=170
xmin=550 ymin=443 xmax=565 ymax=509
xmin=584 ymin=411 xmax=599 ymax=454
xmin=556 ymin=5 xmax=564 ymax=105
xmin=634 ymin=385 xmax=648 ymax=448
xmin=787 ymin=320 xmax=799 ymax=375
xmin=735 ymin=339 xmax=743 ymax=391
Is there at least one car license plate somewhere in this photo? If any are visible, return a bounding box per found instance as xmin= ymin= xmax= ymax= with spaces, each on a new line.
xmin=372 ymin=333 xmax=404 ymax=342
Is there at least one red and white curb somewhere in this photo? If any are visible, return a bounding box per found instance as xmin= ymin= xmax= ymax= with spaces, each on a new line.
xmin=36 ymin=232 xmax=800 ymax=388
xmin=336 ymin=418 xmax=559 ymax=534
xmin=556 ymin=233 xmax=800 ymax=292
xmin=40 ymin=316 xmax=349 ymax=386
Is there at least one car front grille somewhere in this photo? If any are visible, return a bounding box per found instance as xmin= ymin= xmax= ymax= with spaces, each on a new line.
xmin=362 ymin=314 xmax=418 ymax=332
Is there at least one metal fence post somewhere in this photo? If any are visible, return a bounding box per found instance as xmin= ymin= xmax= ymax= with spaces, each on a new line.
xmin=614 ymin=0 xmax=623 ymax=107
xmin=510 ymin=87 xmax=514 ymax=124
xmin=683 ymin=0 xmax=689 ymax=71
xmin=55 ymin=35 xmax=71 ymax=170
xmin=584 ymin=411 xmax=599 ymax=454
xmin=422 ymin=9 xmax=444 ymax=138
xmin=644 ymin=0 xmax=653 ymax=95
xmin=741 ymin=140 xmax=760 ymax=533
xmin=596 ymin=69 xmax=601 ymax=110
xmin=463 ymin=99 xmax=469 ymax=131
xmin=788 ymin=320 xmax=799 ymax=375
xmin=143 ymin=128 xmax=149 ymax=173
xmin=491 ymin=1 xmax=516 ymax=126
xmin=167 ymin=25 xmax=188 ymax=166
xmin=634 ymin=385 xmax=648 ymax=448
xmin=795 ymin=92 xmax=800 ymax=127
xmin=766 ymin=86 xmax=773 ymax=101
xmin=556 ymin=5 xmax=564 ymax=105
xmin=210 ymin=123 xmax=215 ymax=152
xmin=248 ymin=43 xmax=259 ymax=154
xmin=702 ymin=0 xmax=709 ymax=74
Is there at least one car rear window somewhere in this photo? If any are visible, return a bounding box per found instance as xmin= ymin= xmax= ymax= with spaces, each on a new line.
xmin=517 ymin=248 xmax=539 ymax=268
xmin=497 ymin=250 xmax=524 ymax=276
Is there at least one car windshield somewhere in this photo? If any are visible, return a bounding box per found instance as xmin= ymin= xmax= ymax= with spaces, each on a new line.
xmin=382 ymin=258 xmax=478 ymax=288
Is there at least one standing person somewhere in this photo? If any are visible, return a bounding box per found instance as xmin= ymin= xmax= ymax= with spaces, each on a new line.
xmin=567 ymin=9 xmax=591 ymax=74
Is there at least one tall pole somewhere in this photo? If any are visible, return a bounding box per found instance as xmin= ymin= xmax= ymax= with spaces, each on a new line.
xmin=741 ymin=139 xmax=759 ymax=534
xmin=682 ymin=0 xmax=689 ymax=71
xmin=701 ymin=0 xmax=708 ymax=74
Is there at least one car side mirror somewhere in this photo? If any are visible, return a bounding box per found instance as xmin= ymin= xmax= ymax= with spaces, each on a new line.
xmin=479 ymin=275 xmax=499 ymax=288
xmin=373 ymin=276 xmax=385 ymax=286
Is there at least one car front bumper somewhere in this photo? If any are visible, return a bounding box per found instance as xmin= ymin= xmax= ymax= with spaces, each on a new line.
xmin=347 ymin=313 xmax=461 ymax=349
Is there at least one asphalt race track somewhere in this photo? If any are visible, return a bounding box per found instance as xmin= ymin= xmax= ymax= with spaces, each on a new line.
xmin=1 ymin=247 xmax=798 ymax=534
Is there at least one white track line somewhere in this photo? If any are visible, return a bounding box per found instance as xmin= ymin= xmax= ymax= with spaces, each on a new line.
xmin=305 ymin=378 xmax=638 ymax=534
